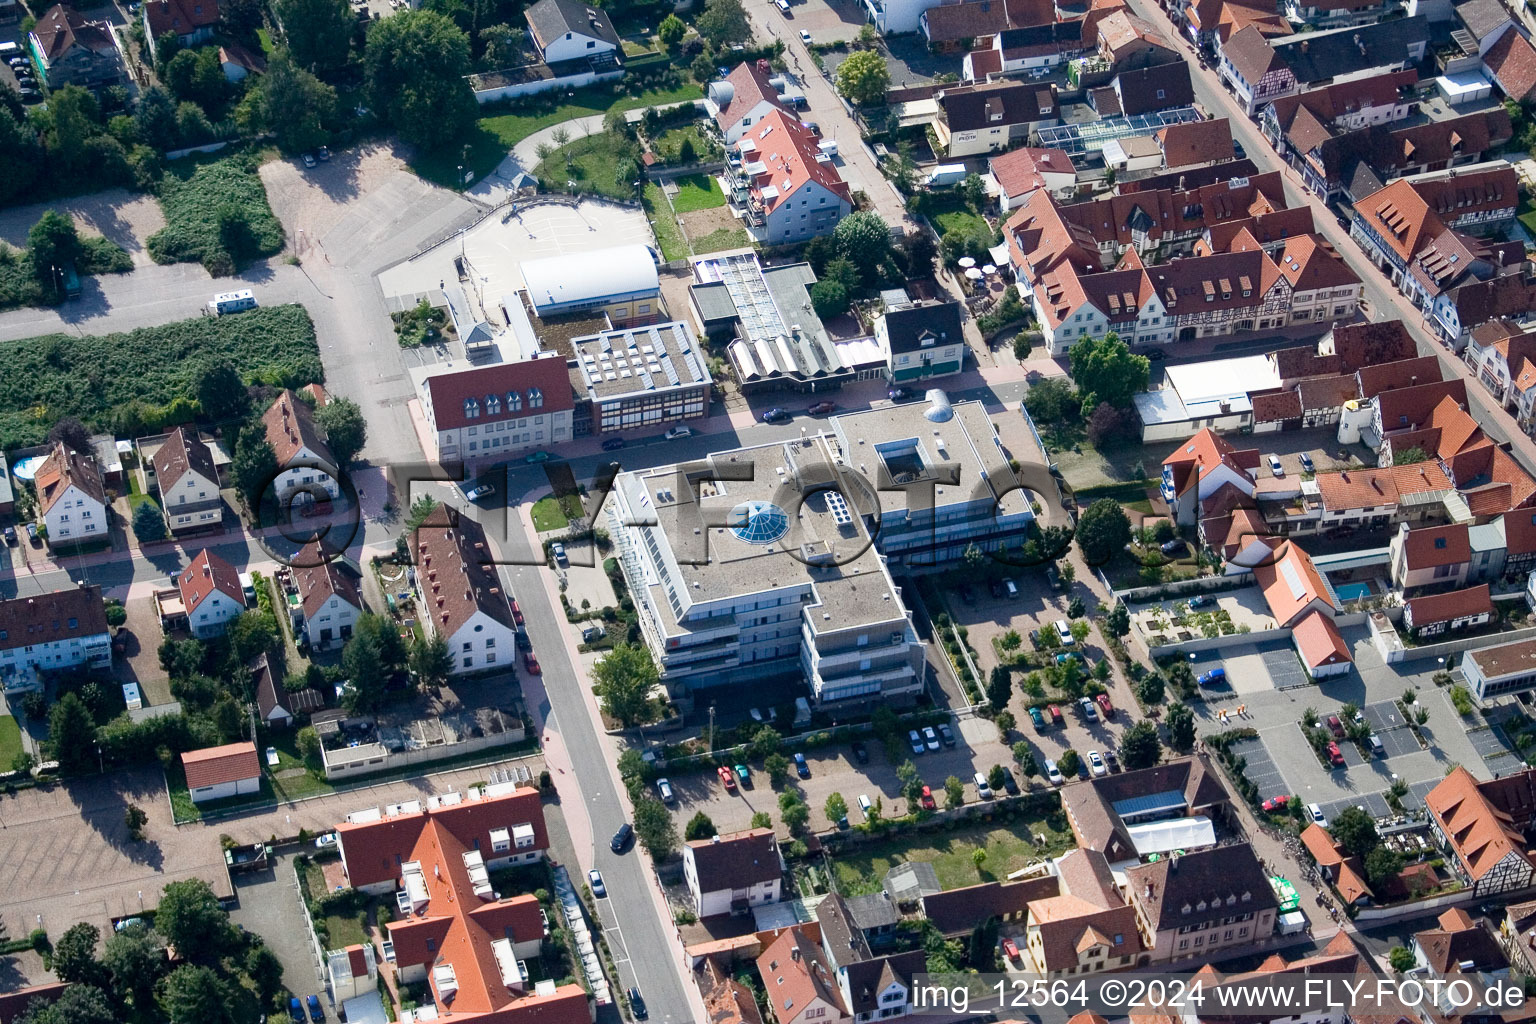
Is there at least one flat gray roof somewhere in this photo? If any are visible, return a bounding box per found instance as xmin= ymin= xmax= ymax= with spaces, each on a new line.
xmin=572 ymin=321 xmax=712 ymax=402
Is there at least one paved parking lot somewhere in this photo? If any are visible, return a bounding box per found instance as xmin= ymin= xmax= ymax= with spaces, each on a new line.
xmin=1228 ymin=736 xmax=1287 ymax=802
xmin=1261 ymin=648 xmax=1309 ymax=690
xmin=228 ymin=851 xmax=331 ymax=1018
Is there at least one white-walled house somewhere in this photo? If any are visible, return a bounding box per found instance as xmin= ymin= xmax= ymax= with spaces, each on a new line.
xmin=0 ymin=585 xmax=111 ymax=695
xmin=409 ymin=509 xmax=520 ymax=674
xmin=34 ymin=442 xmax=106 ymax=548
xmin=292 ymin=542 xmax=364 ymax=651
xmin=524 ymin=0 xmax=620 ymax=63
xmin=710 ymin=61 xmax=796 ymax=144
xmin=178 ymin=548 xmax=246 ymax=639
xmin=262 ymin=390 xmax=340 ymax=505
xmin=153 ymin=427 xmax=223 ymax=536
xmin=683 ymin=828 xmax=784 ymax=918
xmin=416 ymin=356 xmax=575 ymax=465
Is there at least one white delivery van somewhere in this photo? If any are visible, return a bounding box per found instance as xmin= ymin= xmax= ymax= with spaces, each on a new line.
xmin=209 ymin=289 xmax=257 ymax=315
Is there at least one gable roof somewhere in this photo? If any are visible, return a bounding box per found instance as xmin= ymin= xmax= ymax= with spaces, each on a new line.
xmin=1331 ymin=319 xmax=1419 ymax=368
xmin=1060 ymin=756 xmax=1230 ymax=862
xmin=758 ymin=927 xmax=845 ymax=1018
xmin=1157 ymin=118 xmax=1234 ymax=168
xmin=34 ymin=441 xmax=105 ymax=514
xmin=340 ymin=785 xmax=548 ymax=887
xmin=1273 ymin=234 xmax=1359 ymax=293
xmin=1029 ymin=848 xmax=1144 ymax=970
xmin=423 ymin=355 xmax=576 ymax=433
xmin=921 ymin=876 xmax=1060 ymax=936
xmin=739 ymin=108 xmax=852 ymax=212
xmin=290 ymin=545 xmax=360 ymax=624
xmin=1484 ymin=27 xmax=1536 ymax=102
xmin=990 ymin=147 xmax=1075 ymax=198
xmin=1222 ymin=26 xmax=1286 ymax=84
xmin=1313 ymin=462 xmax=1452 ymax=512
xmin=1124 ymin=843 xmax=1278 ymax=934
xmin=714 ymin=62 xmax=792 ymax=131
xmin=143 ymin=0 xmax=218 ymax=37
xmin=1114 ymin=60 xmax=1194 ymax=115
xmin=1252 ymin=539 xmax=1334 ymax=626
xmin=1406 ymin=584 xmax=1493 ymax=628
xmin=701 ymin=958 xmax=766 ymax=1024
xmin=181 ymin=741 xmax=260 ymax=788
xmin=1301 ymin=823 xmax=1345 ymax=867
xmin=841 ymin=951 xmax=926 ymax=1017
xmin=0 ymin=585 xmax=111 ymax=655
xmin=178 ymin=548 xmax=244 ymax=615
xmin=1291 ymin=608 xmax=1351 ymax=669
xmin=525 ymin=0 xmax=620 ymax=49
xmin=33 ymin=4 xmax=116 ymax=59
xmin=1425 ymin=766 xmax=1536 ymax=883
xmin=1401 ymin=522 xmax=1471 ymax=570
xmin=1414 ymin=910 xmax=1509 ymax=974
xmin=154 ymin=426 xmax=219 ymax=492
xmin=881 ymin=301 xmax=965 ymax=354
xmin=939 ymin=79 xmax=1058 ymax=132
xmin=410 ymin=508 xmax=517 ymax=637
xmin=1272 ymin=15 xmax=1428 ymax=85
xmin=1356 ymin=355 xmax=1442 ymax=400
xmin=686 ymin=828 xmax=781 ymax=893
xmin=262 ymin=389 xmax=335 ymax=469
xmin=253 ymin=652 xmax=323 ymax=721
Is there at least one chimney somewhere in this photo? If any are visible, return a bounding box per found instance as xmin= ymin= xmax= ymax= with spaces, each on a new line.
xmin=791 ymin=947 xmax=801 ymax=962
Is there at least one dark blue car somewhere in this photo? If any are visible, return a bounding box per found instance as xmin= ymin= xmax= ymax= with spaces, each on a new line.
xmin=307 ymin=995 xmax=324 ymax=1022
xmin=1198 ymin=668 xmax=1227 ymax=686
xmin=289 ymin=997 xmax=304 ymax=1023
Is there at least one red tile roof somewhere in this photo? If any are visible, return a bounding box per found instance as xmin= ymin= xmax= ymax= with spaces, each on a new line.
xmin=1250 ymin=388 xmax=1302 ymax=422
xmin=1274 ymin=234 xmax=1359 ymax=293
xmin=1301 ymin=823 xmax=1344 ymax=867
xmin=1156 ymin=118 xmax=1234 ymax=168
xmin=1401 ymin=523 xmax=1470 ymax=570
xmin=1331 ymin=320 xmax=1418 ymax=368
xmin=0 ymin=586 xmax=110 ymax=656
xmin=178 ymin=548 xmax=243 ymax=616
xmin=1253 ymin=540 xmax=1334 ymax=627
xmin=33 ymin=4 xmax=116 ymax=60
xmin=742 ymin=108 xmax=851 ymax=212
xmin=1484 ymin=28 xmax=1536 ymax=103
xmin=144 ymin=0 xmax=218 ymax=37
xmin=1356 ymin=355 xmax=1442 ymax=400
xmin=1291 ymin=609 xmax=1351 ymax=670
xmin=154 ymin=426 xmax=219 ymax=492
xmin=340 ymin=786 xmax=549 ymax=890
xmin=1425 ymin=766 xmax=1536 ymax=883
xmin=181 ymin=741 xmax=261 ymax=789
xmin=758 ymin=927 xmax=845 ymax=1019
xmin=262 ymin=389 xmax=334 ymax=468
xmin=1313 ymin=462 xmax=1451 ymax=512
xmin=409 ymin=507 xmax=517 ymax=637
xmin=424 ymin=355 xmax=575 ymax=434
xmin=714 ymin=62 xmax=792 ymax=131
xmin=1406 ymin=584 xmax=1493 ymax=629
xmin=35 ymin=441 xmax=105 ymax=514
xmin=1162 ymin=428 xmax=1260 ymax=496
xmin=989 ymin=147 xmax=1075 ymax=199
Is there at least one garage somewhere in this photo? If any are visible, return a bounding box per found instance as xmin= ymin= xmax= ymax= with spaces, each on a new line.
xmin=182 ymin=742 xmax=262 ymax=804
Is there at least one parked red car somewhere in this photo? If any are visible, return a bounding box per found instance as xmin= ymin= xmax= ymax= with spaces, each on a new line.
xmin=523 ymin=650 xmax=541 ymax=675
xmin=1095 ymin=693 xmax=1114 ymax=719
xmin=718 ymin=765 xmax=737 ymax=791
xmin=511 ymin=598 xmax=524 ymax=626
xmin=920 ymin=785 xmax=936 ymax=810
xmin=1048 ymin=705 xmax=1063 ymax=727
xmin=1001 ymin=938 xmax=1020 ymax=962
xmin=1262 ymin=795 xmax=1290 ymax=812
xmin=1327 ymin=742 xmax=1345 ymax=767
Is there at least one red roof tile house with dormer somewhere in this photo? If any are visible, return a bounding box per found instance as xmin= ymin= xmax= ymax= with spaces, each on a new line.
xmin=725 ymin=109 xmax=850 ymax=245
xmin=1161 ymin=428 xmax=1261 ymax=526
xmin=143 ymin=0 xmax=217 ymax=47
xmin=409 ymin=507 xmax=520 ymax=676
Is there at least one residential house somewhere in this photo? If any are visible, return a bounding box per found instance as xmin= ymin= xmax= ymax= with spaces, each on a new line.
xmin=1155 ymin=118 xmax=1234 ymax=169
xmin=727 ymin=109 xmax=851 ymax=243
xmin=1502 ymin=899 xmax=1536 ymax=977
xmin=1283 ymin=0 xmax=1387 ymax=29
xmin=1465 ymin=321 xmax=1536 ymax=408
xmin=142 ymin=0 xmax=217 ymax=48
xmin=1264 ymin=233 xmax=1362 ymax=324
xmin=217 ymin=41 xmax=265 ymax=82
xmin=1413 ymin=909 xmax=1511 ymax=1009
xmin=181 ymin=741 xmax=261 ymax=804
xmin=253 ymin=652 xmax=323 ymax=728
xmin=1123 ymin=844 xmax=1280 ymax=963
xmin=922 ymin=877 xmax=1060 ymax=937
xmin=1290 ymin=607 xmax=1353 ymax=677
xmin=0 ymin=585 xmax=111 ymax=695
xmin=1161 ymin=428 xmax=1260 ymax=526
xmin=417 ymin=355 xmax=576 ymax=464
xmin=875 ymin=301 xmax=965 ymax=383
xmin=1300 ymin=823 xmax=1376 ymax=904
xmin=934 ymin=79 xmax=1059 ymax=158
xmin=1222 ymin=17 xmax=1428 ymax=116
xmin=1110 ymin=61 xmax=1195 ymax=117
xmin=178 ymin=548 xmax=245 ymax=639
xmin=524 ymin=0 xmax=620 ymax=66
xmin=409 ymin=508 xmax=520 ymax=674
xmin=1459 ymin=0 xmax=1520 ymax=56
xmin=989 ymin=147 xmax=1077 ymax=210
xmin=33 ymin=442 xmax=106 ymax=548
xmin=1465 ymin=634 xmax=1536 ymax=700
xmin=338 ymin=784 xmax=549 ymax=894
xmin=1266 ymin=462 xmax=1454 ymax=536
xmin=1370 ymin=377 xmax=1482 ymax=462
xmin=1482 ymin=26 xmax=1536 ymax=103
xmin=843 ymin=894 xmax=900 ymax=948
xmin=1430 ymin=260 xmax=1536 ymax=349
xmin=1026 ymin=848 xmax=1144 ymax=975
xmin=1220 ymin=26 xmax=1298 ymax=115
xmin=1179 ymin=0 xmax=1287 ymax=48
xmin=335 ymin=786 xmax=583 ymax=1024
xmin=682 ymin=828 xmax=783 ymax=918
xmin=1259 ymin=71 xmax=1418 ymax=163
xmin=757 ymin=927 xmax=850 ymax=1024
xmin=710 ymin=61 xmax=796 ymax=145
xmin=960 ymin=18 xmax=1095 ymax=81
xmin=700 ymin=959 xmax=766 ymax=1024
xmin=1403 ymin=583 xmax=1494 ymax=637
xmin=262 ymin=390 xmax=340 ymax=506
xmin=1267 ymin=319 xmax=1417 ymax=384
xmin=290 ymin=541 xmax=363 ymax=651
xmin=1390 ymin=522 xmax=1472 ymax=590
xmin=920 ymin=0 xmax=1056 ymax=48
xmin=837 ymin=950 xmax=926 ymax=1024
xmin=1425 ymin=765 xmax=1536 ymax=894
xmin=153 ymin=427 xmax=223 ymax=536
xmin=1095 ymin=10 xmax=1177 ymax=67
xmin=1249 ymin=539 xmax=1351 ymax=674
xmin=1195 ymin=933 xmax=1367 ymax=1018
xmin=29 ymin=4 xmax=125 ymax=90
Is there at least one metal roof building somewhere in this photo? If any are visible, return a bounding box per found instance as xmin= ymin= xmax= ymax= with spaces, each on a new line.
xmin=521 ymin=244 xmax=659 ymax=317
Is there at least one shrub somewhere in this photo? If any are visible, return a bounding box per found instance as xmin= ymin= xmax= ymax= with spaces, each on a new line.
xmin=147 ymin=155 xmax=284 ymax=273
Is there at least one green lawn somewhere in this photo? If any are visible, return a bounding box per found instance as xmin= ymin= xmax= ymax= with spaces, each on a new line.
xmin=413 ymin=78 xmax=704 ymax=189
xmin=669 ymin=173 xmax=726 ymax=213
xmin=932 ymin=206 xmax=990 ymax=240
xmin=831 ymin=819 xmax=1075 ymax=895
xmin=652 ymin=126 xmax=723 ymax=169
xmin=691 ymin=226 xmax=751 ymax=255
xmin=1520 ymin=198 xmax=1536 ymax=238
xmin=0 ymin=716 xmax=22 ymax=769
xmin=255 ymin=28 xmax=274 ymax=56
xmin=531 ymin=496 xmax=572 ymax=532
xmin=534 ymin=134 xmax=638 ymax=200
xmin=323 ymin=910 xmax=369 ymax=948
xmin=643 ymin=183 xmax=689 ymax=262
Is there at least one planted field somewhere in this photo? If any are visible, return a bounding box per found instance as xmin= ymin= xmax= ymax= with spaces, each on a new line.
xmin=668 ymin=173 xmax=726 ymax=212
xmin=0 ymin=304 xmax=321 ymax=450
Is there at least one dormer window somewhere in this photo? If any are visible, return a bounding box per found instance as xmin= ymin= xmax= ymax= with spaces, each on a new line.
xmin=486 ymin=393 xmax=501 ymax=415
xmin=528 ymin=387 xmax=544 ymax=409
xmin=1241 ymin=891 xmax=1251 ymax=902
xmin=464 ymin=398 xmax=480 ymax=419
xmin=1181 ymin=903 xmax=1192 ymax=914
xmin=507 ymin=391 xmax=522 ymax=412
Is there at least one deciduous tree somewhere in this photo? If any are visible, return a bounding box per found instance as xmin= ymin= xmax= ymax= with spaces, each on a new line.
xmin=1119 ymin=720 xmax=1160 ymax=770
xmin=684 ymin=812 xmax=716 ymax=840
xmin=591 ymin=643 xmax=661 ymax=727
xmin=1330 ymin=807 xmax=1380 ymax=860
xmin=1075 ymin=498 xmax=1131 ymax=566
xmin=835 ymin=49 xmax=890 ymax=106
xmin=155 ymin=880 xmax=238 ymax=962
xmin=696 ymin=0 xmax=750 ymax=45
xmin=242 ymin=51 xmax=335 ymax=154
xmin=51 ymin=923 xmax=105 ymax=987
xmin=1068 ymin=332 xmax=1149 ymax=414
xmin=364 ymin=10 xmax=477 ymax=148
xmin=632 ymin=797 xmax=678 ymax=860
xmin=273 ymin=0 xmax=354 ymax=74
xmin=316 ymin=395 xmax=367 ymax=466
xmin=1165 ymin=702 xmax=1196 ymax=753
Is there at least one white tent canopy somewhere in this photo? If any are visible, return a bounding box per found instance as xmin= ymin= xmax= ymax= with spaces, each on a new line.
xmin=1125 ymin=815 xmax=1217 ymax=856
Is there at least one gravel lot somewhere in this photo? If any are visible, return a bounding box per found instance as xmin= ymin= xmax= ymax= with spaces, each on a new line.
xmin=259 ymin=143 xmax=427 ymax=260
xmin=0 ymin=189 xmax=167 ymax=267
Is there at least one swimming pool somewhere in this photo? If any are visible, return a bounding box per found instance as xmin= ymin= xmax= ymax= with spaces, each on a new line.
xmin=1335 ymin=582 xmax=1372 ymax=602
